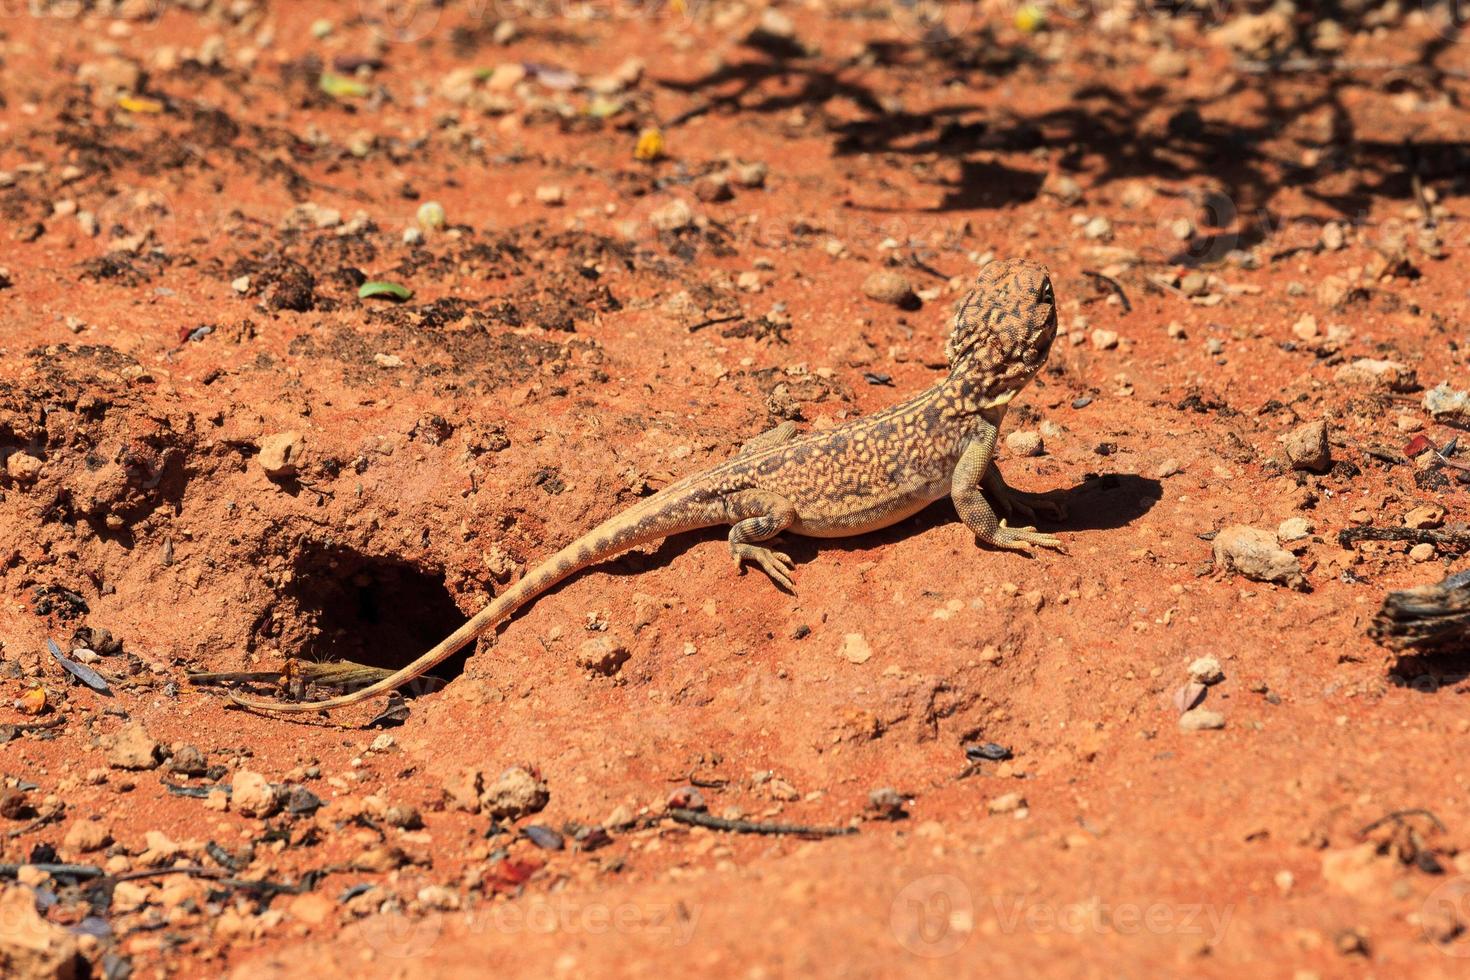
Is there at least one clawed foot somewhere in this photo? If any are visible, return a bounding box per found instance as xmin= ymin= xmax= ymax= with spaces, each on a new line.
xmin=985 ymin=520 xmax=1067 ymax=554
xmin=732 ymin=543 xmax=797 ymax=591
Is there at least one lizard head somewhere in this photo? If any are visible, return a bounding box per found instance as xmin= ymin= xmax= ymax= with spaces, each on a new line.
xmin=944 ymin=258 xmax=1057 ymax=401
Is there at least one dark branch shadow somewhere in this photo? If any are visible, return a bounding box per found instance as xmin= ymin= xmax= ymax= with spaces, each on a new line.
xmin=654 ymin=17 xmax=1470 ymax=242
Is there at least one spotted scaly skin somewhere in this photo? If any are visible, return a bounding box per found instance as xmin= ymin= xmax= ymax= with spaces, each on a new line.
xmin=233 ymin=258 xmax=1064 ymax=714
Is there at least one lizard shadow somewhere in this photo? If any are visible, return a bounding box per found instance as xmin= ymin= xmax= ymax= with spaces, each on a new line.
xmin=599 ymin=472 xmax=1161 ymax=582
xmin=777 ymin=471 xmax=1163 ymax=564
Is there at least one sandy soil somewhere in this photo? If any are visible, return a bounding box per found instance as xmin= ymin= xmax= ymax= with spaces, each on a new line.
xmin=3 ymin=1 xmax=1470 ymax=976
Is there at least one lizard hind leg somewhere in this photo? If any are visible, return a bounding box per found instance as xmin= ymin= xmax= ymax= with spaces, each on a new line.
xmin=738 ymin=420 xmax=799 ymax=456
xmin=726 ymin=491 xmax=799 ymax=592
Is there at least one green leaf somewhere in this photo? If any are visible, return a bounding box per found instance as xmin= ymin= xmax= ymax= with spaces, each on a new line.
xmin=320 ymin=72 xmax=370 ymax=98
xmin=358 ymin=280 xmax=413 ymax=301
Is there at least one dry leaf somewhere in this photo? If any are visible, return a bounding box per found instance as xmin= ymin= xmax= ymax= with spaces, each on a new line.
xmin=1172 ymin=682 xmax=1206 ymax=714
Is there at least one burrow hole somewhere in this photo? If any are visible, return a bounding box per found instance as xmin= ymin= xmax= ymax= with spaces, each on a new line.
xmin=264 ymin=542 xmax=471 ymax=692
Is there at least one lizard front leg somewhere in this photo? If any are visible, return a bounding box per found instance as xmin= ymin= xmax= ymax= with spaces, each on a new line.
xmin=725 ymin=490 xmax=798 ymax=591
xmin=983 ymin=462 xmax=1068 ymax=522
xmin=952 ymin=432 xmax=1064 ymax=553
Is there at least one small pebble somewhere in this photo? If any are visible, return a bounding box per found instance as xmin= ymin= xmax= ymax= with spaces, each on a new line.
xmin=1213 ymin=525 xmax=1305 ymax=589
xmin=1404 ymin=504 xmax=1445 ymax=530
xmin=841 ymin=632 xmax=873 ymax=665
xmin=861 ymin=269 xmax=917 ymax=309
xmin=1004 ymin=430 xmax=1044 ymax=458
xmin=649 ymin=198 xmax=695 ymax=231
xmin=1179 ymin=271 xmax=1208 ymax=297
xmin=965 ymin=743 xmax=1012 ymax=762
xmin=1334 ymin=358 xmax=1416 ymax=392
xmin=1082 ymin=216 xmax=1112 ymax=241
xmin=988 ymin=792 xmax=1027 ymax=815
xmin=866 ymin=787 xmax=906 ymax=820
xmin=667 ymin=786 xmax=705 ymax=811
xmin=1090 ymin=329 xmax=1119 ymax=350
xmin=6 ymin=451 xmax=43 ymax=483
xmin=256 ymin=431 xmax=306 ymax=477
xmin=1281 ymin=420 xmax=1331 ymax=472
xmin=1410 ymin=543 xmax=1436 ymax=562
xmin=731 ymin=162 xmax=767 ymax=188
xmin=1277 ymin=517 xmax=1313 ymax=542
xmin=694 ymin=174 xmax=733 ymax=203
xmin=1188 ymin=656 xmax=1224 ymax=685
xmin=1179 ymin=709 xmax=1226 ymax=732
xmin=521 ymin=825 xmax=565 ymax=850
xmin=416 ymin=200 xmax=447 ymax=229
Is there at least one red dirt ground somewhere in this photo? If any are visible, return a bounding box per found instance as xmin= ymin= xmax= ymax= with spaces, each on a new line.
xmin=4 ymin=1 xmax=1470 ymax=976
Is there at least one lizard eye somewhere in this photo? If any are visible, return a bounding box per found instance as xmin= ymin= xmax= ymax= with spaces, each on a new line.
xmin=1038 ymin=281 xmax=1054 ymax=306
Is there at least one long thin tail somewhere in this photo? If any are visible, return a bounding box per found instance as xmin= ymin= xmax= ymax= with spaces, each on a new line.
xmin=231 ymin=492 xmax=707 ymax=713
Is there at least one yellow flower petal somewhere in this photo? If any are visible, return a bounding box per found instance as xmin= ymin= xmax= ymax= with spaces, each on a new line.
xmin=117 ymin=95 xmax=165 ymax=114
xmin=634 ymin=127 xmax=665 ymax=162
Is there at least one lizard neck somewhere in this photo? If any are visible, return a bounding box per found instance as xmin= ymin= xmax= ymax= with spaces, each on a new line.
xmin=931 ymin=373 xmax=1012 ymax=425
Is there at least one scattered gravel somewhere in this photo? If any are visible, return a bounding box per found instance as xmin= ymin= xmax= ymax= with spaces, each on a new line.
xmin=841 ymin=632 xmax=873 ymax=664
xmin=256 ymin=431 xmax=306 ymax=478
xmin=1423 ymin=383 xmax=1470 ymax=423
xmin=416 ymin=200 xmax=447 ymax=229
xmin=1188 ymin=656 xmax=1224 ymax=685
xmin=1334 ymin=358 xmax=1417 ymax=392
xmin=576 ymin=636 xmax=630 ymax=675
xmin=988 ymin=792 xmax=1027 ymax=815
xmin=1005 ymin=430 xmax=1045 ymax=457
xmin=481 ymin=765 xmax=549 ymax=819
xmin=866 ymin=787 xmax=906 ymax=820
xmin=861 ymin=270 xmax=918 ymax=309
xmin=1281 ymin=420 xmax=1331 ymax=472
xmin=1179 ymin=709 xmax=1226 ymax=732
xmin=231 ymin=769 xmax=282 ymax=818
xmin=1278 ymin=517 xmax=1313 ymax=543
xmin=649 ymin=198 xmax=695 ymax=232
xmin=1213 ymin=525 xmax=1306 ymax=589
xmin=63 ymin=818 xmax=112 ymax=853
xmin=5 ymin=451 xmax=43 ymax=484
xmin=106 ymin=722 xmax=160 ymax=770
